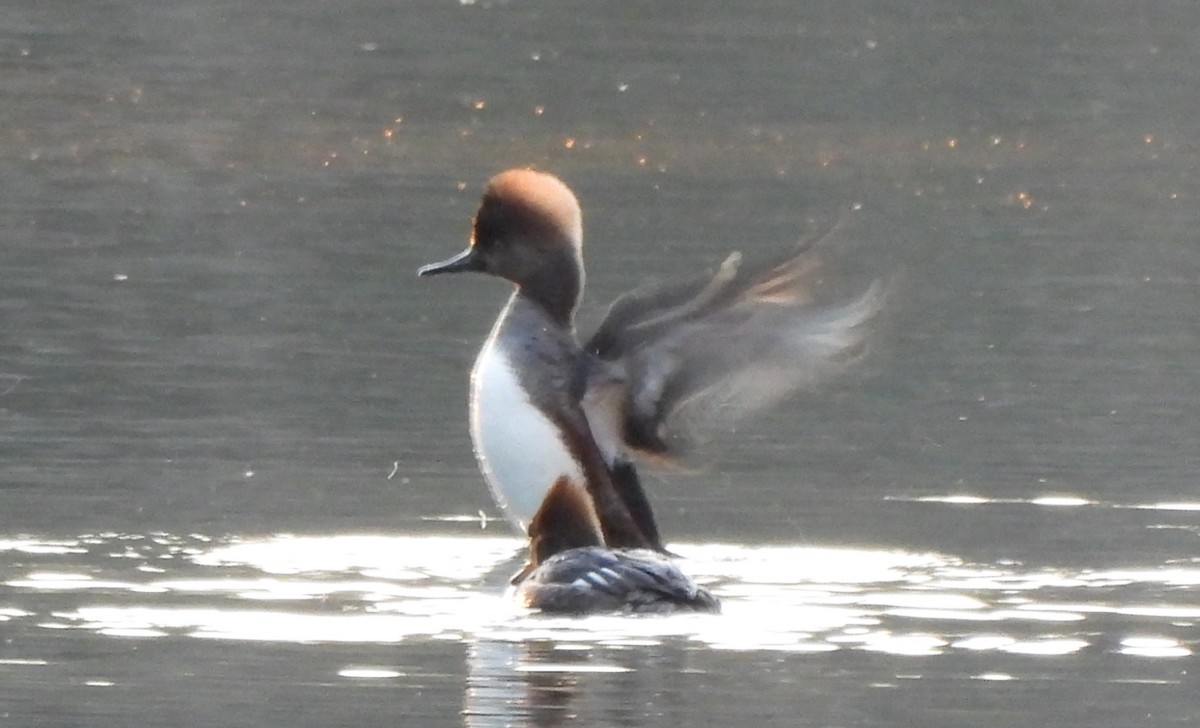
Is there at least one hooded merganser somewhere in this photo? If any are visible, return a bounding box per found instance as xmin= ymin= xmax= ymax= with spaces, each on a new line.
xmin=419 ymin=168 xmax=882 ymax=611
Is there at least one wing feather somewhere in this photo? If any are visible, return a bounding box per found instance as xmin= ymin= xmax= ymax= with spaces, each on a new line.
xmin=585 ymin=227 xmax=886 ymax=458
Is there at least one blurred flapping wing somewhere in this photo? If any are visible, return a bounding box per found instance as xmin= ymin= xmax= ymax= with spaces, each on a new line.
xmin=585 ymin=231 xmax=886 ymax=459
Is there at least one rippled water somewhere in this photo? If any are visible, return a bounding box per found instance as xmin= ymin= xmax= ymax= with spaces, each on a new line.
xmin=5 ymin=496 xmax=1198 ymax=726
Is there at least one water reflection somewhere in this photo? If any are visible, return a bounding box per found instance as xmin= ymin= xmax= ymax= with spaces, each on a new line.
xmin=4 ymin=527 xmax=1197 ymax=724
xmin=5 ymin=530 xmax=1197 ymax=655
xmin=465 ymin=641 xmax=631 ymax=728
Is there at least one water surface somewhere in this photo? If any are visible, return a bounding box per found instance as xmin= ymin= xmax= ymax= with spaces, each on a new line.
xmin=4 ymin=525 xmax=1197 ymax=726
xmin=2 ymin=0 xmax=1199 ymax=725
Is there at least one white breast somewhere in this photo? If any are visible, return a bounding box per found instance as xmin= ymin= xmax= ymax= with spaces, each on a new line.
xmin=469 ymin=342 xmax=586 ymax=531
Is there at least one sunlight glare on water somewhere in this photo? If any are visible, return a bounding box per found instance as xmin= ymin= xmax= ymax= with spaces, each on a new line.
xmin=4 ymin=532 xmax=1195 ymax=658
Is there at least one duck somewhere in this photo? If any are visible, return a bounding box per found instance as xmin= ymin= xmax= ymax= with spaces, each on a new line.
xmin=515 ymin=475 xmax=719 ymax=614
xmin=419 ymin=168 xmax=882 ymax=614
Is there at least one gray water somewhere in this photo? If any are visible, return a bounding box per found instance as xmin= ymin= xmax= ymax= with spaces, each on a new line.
xmin=3 ymin=1 xmax=1198 ymax=726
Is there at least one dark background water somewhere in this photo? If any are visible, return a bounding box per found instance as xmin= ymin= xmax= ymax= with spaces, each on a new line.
xmin=2 ymin=1 xmax=1198 ymax=725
